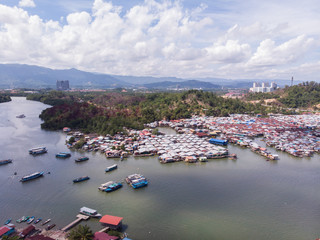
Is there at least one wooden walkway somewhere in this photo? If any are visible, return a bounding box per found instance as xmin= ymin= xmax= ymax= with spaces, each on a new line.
xmin=61 ymin=214 xmax=90 ymax=232
xmin=98 ymin=227 xmax=110 ymax=233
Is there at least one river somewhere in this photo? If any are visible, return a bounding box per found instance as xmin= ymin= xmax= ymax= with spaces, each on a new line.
xmin=1 ymin=97 xmax=320 ymax=240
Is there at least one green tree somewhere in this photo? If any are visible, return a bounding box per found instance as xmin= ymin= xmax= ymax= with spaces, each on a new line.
xmin=68 ymin=225 xmax=94 ymax=240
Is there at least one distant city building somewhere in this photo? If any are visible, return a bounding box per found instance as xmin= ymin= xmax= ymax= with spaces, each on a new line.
xmin=250 ymin=82 xmax=277 ymax=93
xmin=56 ymin=80 xmax=70 ymax=91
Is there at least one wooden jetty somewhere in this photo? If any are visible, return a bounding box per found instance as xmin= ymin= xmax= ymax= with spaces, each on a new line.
xmin=98 ymin=227 xmax=110 ymax=233
xmin=61 ymin=214 xmax=90 ymax=232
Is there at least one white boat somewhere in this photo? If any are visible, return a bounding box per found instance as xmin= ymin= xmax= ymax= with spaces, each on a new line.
xmin=79 ymin=207 xmax=102 ymax=218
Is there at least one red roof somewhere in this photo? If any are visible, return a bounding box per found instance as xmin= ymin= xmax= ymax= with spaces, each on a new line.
xmin=99 ymin=215 xmax=123 ymax=226
xmin=26 ymin=235 xmax=55 ymax=240
xmin=0 ymin=226 xmax=11 ymax=236
xmin=94 ymin=232 xmax=119 ymax=240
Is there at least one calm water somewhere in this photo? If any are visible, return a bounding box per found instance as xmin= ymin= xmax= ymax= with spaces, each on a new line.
xmin=1 ymin=97 xmax=320 ymax=240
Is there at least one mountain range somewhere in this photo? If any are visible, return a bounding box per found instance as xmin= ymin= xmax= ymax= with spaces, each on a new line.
xmin=0 ymin=64 xmax=305 ymax=89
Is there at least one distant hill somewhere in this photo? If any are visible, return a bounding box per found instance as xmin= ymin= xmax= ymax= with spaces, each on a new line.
xmin=142 ymin=80 xmax=220 ymax=89
xmin=0 ymin=64 xmax=130 ymax=89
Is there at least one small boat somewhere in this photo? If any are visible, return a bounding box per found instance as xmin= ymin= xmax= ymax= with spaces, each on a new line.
xmin=16 ymin=216 xmax=25 ymax=223
xmin=27 ymin=216 xmax=35 ymax=224
xmin=105 ymin=164 xmax=117 ymax=172
xmin=199 ymin=157 xmax=208 ymax=162
xmin=56 ymin=152 xmax=71 ymax=158
xmin=16 ymin=114 xmax=26 ymax=118
xmin=104 ymin=182 xmax=122 ymax=193
xmin=0 ymin=159 xmax=13 ymax=166
xmin=42 ymin=219 xmax=51 ymax=226
xmin=4 ymin=219 xmax=11 ymax=225
xmin=79 ymin=207 xmax=102 ymax=218
xmin=20 ymin=171 xmax=44 ymax=182
xmin=73 ymin=176 xmax=90 ymax=183
xmin=75 ymin=157 xmax=89 ymax=162
xmin=126 ymin=174 xmax=148 ymax=189
xmin=29 ymin=147 xmax=47 ymax=155
xmin=22 ymin=216 xmax=30 ymax=222
xmin=46 ymin=224 xmax=56 ymax=230
xmin=34 ymin=218 xmax=42 ymax=224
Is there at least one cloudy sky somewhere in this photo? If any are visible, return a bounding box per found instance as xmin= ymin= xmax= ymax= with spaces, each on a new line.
xmin=0 ymin=0 xmax=319 ymax=80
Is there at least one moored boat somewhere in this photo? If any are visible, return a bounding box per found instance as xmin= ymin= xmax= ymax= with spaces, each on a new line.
xmin=42 ymin=219 xmax=51 ymax=226
xmin=0 ymin=159 xmax=13 ymax=165
xmin=105 ymin=164 xmax=117 ymax=172
xmin=98 ymin=181 xmax=122 ymax=192
xmin=27 ymin=216 xmax=35 ymax=224
xmin=29 ymin=147 xmax=47 ymax=155
xmin=56 ymin=152 xmax=71 ymax=158
xmin=75 ymin=157 xmax=89 ymax=162
xmin=79 ymin=207 xmax=102 ymax=218
xmin=46 ymin=224 xmax=56 ymax=230
xmin=73 ymin=176 xmax=90 ymax=183
xmin=126 ymin=174 xmax=148 ymax=189
xmin=20 ymin=171 xmax=44 ymax=182
xmin=34 ymin=218 xmax=42 ymax=224
xmin=4 ymin=219 xmax=11 ymax=225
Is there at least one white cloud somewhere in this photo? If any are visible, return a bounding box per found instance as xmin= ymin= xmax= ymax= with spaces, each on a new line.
xmin=18 ymin=0 xmax=36 ymax=8
xmin=0 ymin=0 xmax=319 ymax=80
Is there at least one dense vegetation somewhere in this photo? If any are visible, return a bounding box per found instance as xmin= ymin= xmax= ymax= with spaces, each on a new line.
xmin=279 ymin=82 xmax=320 ymax=108
xmin=35 ymin=90 xmax=265 ymax=135
xmin=0 ymin=94 xmax=11 ymax=103
xmin=244 ymin=81 xmax=320 ymax=109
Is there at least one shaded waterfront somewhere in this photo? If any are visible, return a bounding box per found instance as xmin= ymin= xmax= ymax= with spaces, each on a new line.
xmin=1 ymin=97 xmax=320 ymax=240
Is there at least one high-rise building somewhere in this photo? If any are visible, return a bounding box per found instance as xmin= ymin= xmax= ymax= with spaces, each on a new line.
xmin=56 ymin=80 xmax=70 ymax=91
xmin=250 ymin=82 xmax=277 ymax=93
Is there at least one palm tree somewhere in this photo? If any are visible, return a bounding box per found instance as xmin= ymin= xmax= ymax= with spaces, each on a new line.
xmin=68 ymin=224 xmax=94 ymax=240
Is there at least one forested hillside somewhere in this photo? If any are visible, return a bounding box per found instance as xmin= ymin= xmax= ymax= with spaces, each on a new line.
xmin=30 ymin=90 xmax=266 ymax=135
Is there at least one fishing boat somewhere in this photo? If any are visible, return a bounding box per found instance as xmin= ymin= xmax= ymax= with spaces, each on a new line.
xmin=56 ymin=152 xmax=71 ymax=158
xmin=126 ymin=174 xmax=148 ymax=189
xmin=105 ymin=164 xmax=117 ymax=172
xmin=21 ymin=216 xmax=29 ymax=222
xmin=16 ymin=216 xmax=25 ymax=223
xmin=75 ymin=157 xmax=89 ymax=162
xmin=4 ymin=219 xmax=11 ymax=225
xmin=42 ymin=219 xmax=51 ymax=226
xmin=104 ymin=182 xmax=122 ymax=193
xmin=98 ymin=181 xmax=122 ymax=192
xmin=0 ymin=159 xmax=13 ymax=165
xmin=20 ymin=171 xmax=44 ymax=182
xmin=27 ymin=216 xmax=35 ymax=224
xmin=29 ymin=147 xmax=47 ymax=155
xmin=73 ymin=176 xmax=90 ymax=183
xmin=16 ymin=114 xmax=26 ymax=118
xmin=34 ymin=218 xmax=42 ymax=224
xmin=79 ymin=207 xmax=102 ymax=218
xmin=46 ymin=224 xmax=56 ymax=230
xmin=131 ymin=178 xmax=148 ymax=189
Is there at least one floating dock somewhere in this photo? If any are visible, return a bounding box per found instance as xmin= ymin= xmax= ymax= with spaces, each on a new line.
xmin=61 ymin=214 xmax=90 ymax=232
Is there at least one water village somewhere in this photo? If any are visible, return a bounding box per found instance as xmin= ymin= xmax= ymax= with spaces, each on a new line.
xmin=63 ymin=114 xmax=320 ymax=162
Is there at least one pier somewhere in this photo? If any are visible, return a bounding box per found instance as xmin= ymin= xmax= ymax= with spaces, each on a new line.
xmin=61 ymin=214 xmax=90 ymax=232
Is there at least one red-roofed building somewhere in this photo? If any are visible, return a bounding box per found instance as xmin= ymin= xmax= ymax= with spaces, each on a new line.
xmin=99 ymin=215 xmax=123 ymax=230
xmin=19 ymin=225 xmax=35 ymax=238
xmin=0 ymin=225 xmax=15 ymax=237
xmin=94 ymin=232 xmax=119 ymax=240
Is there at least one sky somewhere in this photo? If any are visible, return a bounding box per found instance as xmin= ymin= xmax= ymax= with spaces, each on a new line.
xmin=0 ymin=0 xmax=319 ymax=80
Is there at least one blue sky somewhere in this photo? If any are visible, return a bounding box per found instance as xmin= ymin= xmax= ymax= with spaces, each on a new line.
xmin=0 ymin=0 xmax=319 ymax=80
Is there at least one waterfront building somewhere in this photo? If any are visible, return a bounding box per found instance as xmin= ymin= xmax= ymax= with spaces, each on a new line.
xmin=94 ymin=232 xmax=119 ymax=240
xmin=0 ymin=225 xmax=15 ymax=237
xmin=99 ymin=215 xmax=123 ymax=231
xmin=56 ymin=80 xmax=70 ymax=91
xmin=250 ymin=82 xmax=277 ymax=92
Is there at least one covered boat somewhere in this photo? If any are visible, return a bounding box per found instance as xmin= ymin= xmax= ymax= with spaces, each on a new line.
xmin=29 ymin=147 xmax=47 ymax=155
xmin=98 ymin=181 xmax=122 ymax=192
xmin=75 ymin=157 xmax=89 ymax=162
xmin=0 ymin=159 xmax=13 ymax=165
xmin=20 ymin=171 xmax=44 ymax=182
xmin=105 ymin=164 xmax=117 ymax=172
xmin=56 ymin=152 xmax=71 ymax=158
xmin=73 ymin=176 xmax=90 ymax=183
xmin=80 ymin=207 xmax=102 ymax=218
